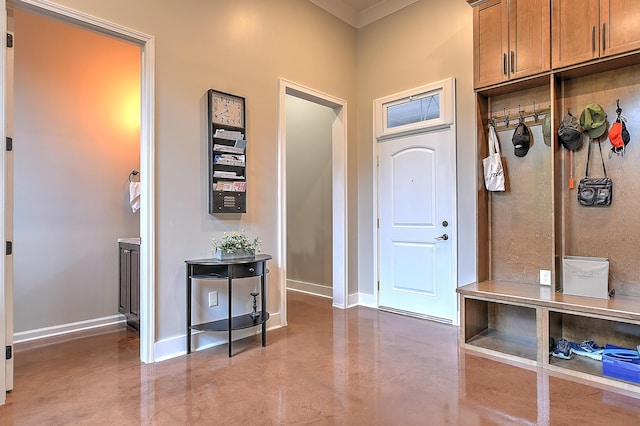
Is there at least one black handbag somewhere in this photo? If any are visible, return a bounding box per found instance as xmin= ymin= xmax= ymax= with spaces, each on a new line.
xmin=578 ymin=139 xmax=612 ymax=207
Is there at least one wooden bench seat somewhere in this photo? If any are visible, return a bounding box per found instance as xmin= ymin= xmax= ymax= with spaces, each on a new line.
xmin=457 ymin=281 xmax=640 ymax=394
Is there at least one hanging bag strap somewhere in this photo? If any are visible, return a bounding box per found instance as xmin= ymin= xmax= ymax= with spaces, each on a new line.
xmin=488 ymin=124 xmax=500 ymax=156
xmin=584 ymin=138 xmax=608 ymax=178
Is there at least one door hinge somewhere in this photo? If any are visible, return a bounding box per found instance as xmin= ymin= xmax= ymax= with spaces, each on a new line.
xmin=6 ymin=240 xmax=12 ymax=255
xmin=6 ymin=33 xmax=13 ymax=48
xmin=377 ymin=218 xmax=380 ymax=228
xmin=377 ymin=281 xmax=380 ymax=291
xmin=377 ymin=156 xmax=380 ymax=167
xmin=6 ymin=345 xmax=11 ymax=360
xmin=6 ymin=137 xmax=12 ymax=151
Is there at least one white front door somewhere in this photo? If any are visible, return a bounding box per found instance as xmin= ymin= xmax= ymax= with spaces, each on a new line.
xmin=378 ymin=128 xmax=455 ymax=321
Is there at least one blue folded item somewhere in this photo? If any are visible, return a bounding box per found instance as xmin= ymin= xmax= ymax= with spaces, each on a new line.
xmin=602 ymin=344 xmax=640 ymax=363
xmin=602 ymin=344 xmax=640 ymax=384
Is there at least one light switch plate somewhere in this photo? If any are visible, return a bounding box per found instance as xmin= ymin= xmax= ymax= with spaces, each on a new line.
xmin=540 ymin=270 xmax=551 ymax=286
xmin=208 ymin=291 xmax=218 ymax=307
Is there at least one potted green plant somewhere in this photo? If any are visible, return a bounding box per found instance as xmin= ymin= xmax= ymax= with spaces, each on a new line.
xmin=212 ymin=230 xmax=261 ymax=260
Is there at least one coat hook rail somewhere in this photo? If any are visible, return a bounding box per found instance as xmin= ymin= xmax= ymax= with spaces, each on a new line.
xmin=489 ymin=106 xmax=550 ymax=131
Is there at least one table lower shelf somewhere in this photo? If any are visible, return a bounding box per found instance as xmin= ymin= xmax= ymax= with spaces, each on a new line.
xmin=191 ymin=312 xmax=269 ymax=332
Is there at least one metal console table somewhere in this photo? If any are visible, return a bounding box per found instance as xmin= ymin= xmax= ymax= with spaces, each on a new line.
xmin=185 ymin=254 xmax=272 ymax=357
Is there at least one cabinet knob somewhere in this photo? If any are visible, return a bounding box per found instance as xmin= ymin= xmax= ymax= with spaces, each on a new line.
xmin=248 ymin=267 xmax=255 ymax=273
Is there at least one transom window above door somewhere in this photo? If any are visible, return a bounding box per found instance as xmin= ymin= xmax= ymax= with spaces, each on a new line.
xmin=386 ymin=93 xmax=440 ymax=128
xmin=375 ymin=78 xmax=454 ymax=139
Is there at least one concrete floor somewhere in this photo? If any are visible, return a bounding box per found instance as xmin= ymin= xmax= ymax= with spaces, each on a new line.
xmin=2 ymin=291 xmax=639 ymax=425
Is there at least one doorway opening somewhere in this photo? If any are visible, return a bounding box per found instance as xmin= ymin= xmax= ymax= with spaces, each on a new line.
xmin=285 ymin=95 xmax=334 ymax=299
xmin=278 ymin=79 xmax=348 ymax=326
xmin=1 ymin=2 xmax=155 ymax=402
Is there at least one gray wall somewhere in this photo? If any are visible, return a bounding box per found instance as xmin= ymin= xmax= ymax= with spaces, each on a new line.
xmin=39 ymin=0 xmax=359 ymax=344
xmin=11 ymin=0 xmax=476 ymax=347
xmin=356 ymin=0 xmax=476 ymax=297
xmin=286 ymin=95 xmax=333 ymax=290
xmin=13 ymin=9 xmax=140 ymax=332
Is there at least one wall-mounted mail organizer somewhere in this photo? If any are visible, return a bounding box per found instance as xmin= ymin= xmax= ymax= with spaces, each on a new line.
xmin=207 ymin=88 xmax=247 ymax=214
xmin=489 ymin=101 xmax=551 ymax=132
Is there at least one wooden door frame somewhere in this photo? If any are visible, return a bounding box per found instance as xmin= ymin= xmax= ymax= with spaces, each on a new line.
xmin=373 ymin=78 xmax=459 ymax=325
xmin=0 ymin=0 xmax=156 ymax=374
xmin=277 ymin=79 xmax=348 ymax=326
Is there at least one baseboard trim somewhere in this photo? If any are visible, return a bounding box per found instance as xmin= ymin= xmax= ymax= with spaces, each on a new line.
xmin=356 ymin=292 xmax=377 ymax=308
xmin=14 ymin=314 xmax=127 ymax=344
xmin=286 ymin=279 xmax=332 ymax=298
xmin=154 ymin=312 xmax=282 ymax=362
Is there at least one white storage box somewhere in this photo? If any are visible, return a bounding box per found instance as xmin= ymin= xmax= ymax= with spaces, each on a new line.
xmin=562 ymin=256 xmax=609 ymax=299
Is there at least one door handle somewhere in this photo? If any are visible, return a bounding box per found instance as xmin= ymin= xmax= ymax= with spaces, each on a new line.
xmin=435 ymin=234 xmax=449 ymax=241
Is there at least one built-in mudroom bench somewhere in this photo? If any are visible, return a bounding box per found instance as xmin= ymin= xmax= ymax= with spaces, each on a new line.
xmin=465 ymin=0 xmax=640 ymax=395
xmin=458 ymin=281 xmax=640 ymax=393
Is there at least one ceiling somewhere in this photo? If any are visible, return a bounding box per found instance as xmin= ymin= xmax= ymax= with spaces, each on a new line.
xmin=309 ymin=0 xmax=418 ymax=28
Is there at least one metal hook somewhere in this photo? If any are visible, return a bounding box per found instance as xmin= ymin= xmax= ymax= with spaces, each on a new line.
xmin=490 ymin=116 xmax=496 ymax=128
xmin=518 ymin=105 xmax=524 ymax=123
xmin=129 ymin=170 xmax=139 ymax=182
xmin=533 ymin=101 xmax=539 ymax=122
xmin=503 ymin=108 xmax=509 ymax=127
xmin=616 ymin=99 xmax=622 ymax=116
xmin=567 ymin=107 xmax=572 ymax=116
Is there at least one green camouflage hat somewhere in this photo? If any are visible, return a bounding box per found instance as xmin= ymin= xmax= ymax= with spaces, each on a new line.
xmin=542 ymin=113 xmax=551 ymax=146
xmin=580 ymin=103 xmax=607 ymax=139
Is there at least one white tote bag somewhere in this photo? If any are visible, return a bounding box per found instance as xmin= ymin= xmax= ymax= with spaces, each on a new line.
xmin=483 ymin=125 xmax=505 ymax=191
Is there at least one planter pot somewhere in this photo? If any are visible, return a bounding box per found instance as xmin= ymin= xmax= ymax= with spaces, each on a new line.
xmin=215 ymin=249 xmax=255 ymax=261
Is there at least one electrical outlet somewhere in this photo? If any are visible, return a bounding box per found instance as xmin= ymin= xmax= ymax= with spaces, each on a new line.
xmin=540 ymin=270 xmax=551 ymax=286
xmin=208 ymin=291 xmax=218 ymax=307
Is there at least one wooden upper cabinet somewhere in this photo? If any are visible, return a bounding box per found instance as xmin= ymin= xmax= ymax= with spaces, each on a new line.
xmin=473 ymin=0 xmax=550 ymax=89
xmin=509 ymin=0 xmax=551 ymax=80
xmin=553 ymin=0 xmax=601 ymax=68
xmin=553 ymin=0 xmax=640 ymax=68
xmin=474 ymin=0 xmax=509 ymax=88
xmin=601 ymin=0 xmax=640 ymax=57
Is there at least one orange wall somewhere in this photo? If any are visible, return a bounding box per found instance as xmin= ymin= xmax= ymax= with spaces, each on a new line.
xmin=13 ymin=8 xmax=140 ymax=332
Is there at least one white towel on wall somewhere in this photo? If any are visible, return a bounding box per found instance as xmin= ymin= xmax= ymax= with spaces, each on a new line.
xmin=129 ymin=181 xmax=140 ymax=213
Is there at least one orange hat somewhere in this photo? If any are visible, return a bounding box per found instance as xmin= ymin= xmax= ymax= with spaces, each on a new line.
xmin=609 ymin=120 xmax=630 ymax=149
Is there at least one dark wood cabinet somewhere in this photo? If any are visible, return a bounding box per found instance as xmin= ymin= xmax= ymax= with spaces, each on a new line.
xmin=472 ymin=0 xmax=550 ymax=88
xmin=119 ymin=242 xmax=140 ymax=330
xmin=552 ymin=0 xmax=640 ymax=68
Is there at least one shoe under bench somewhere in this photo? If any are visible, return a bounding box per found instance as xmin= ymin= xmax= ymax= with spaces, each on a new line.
xmin=457 ymin=281 xmax=640 ymax=394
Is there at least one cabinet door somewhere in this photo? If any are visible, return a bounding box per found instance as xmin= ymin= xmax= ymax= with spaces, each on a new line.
xmin=129 ymin=246 xmax=140 ymax=329
xmin=601 ymin=0 xmax=640 ymax=57
xmin=473 ymin=0 xmax=509 ymax=88
xmin=552 ymin=0 xmax=600 ymax=68
xmin=118 ymin=245 xmax=130 ymax=314
xmin=509 ymin=0 xmax=550 ymax=80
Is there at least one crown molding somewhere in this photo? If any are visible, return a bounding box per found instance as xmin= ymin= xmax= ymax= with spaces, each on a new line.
xmin=309 ymin=0 xmax=418 ymax=28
